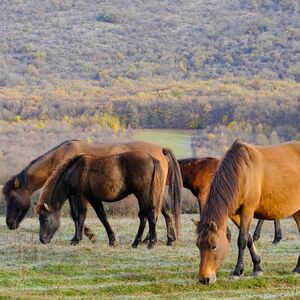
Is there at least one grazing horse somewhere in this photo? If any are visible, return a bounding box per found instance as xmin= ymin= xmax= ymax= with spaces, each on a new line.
xmin=2 ymin=140 xmax=182 ymax=246
xmin=179 ymin=158 xmax=282 ymax=243
xmin=196 ymin=140 xmax=300 ymax=285
xmin=35 ymin=151 xmax=180 ymax=249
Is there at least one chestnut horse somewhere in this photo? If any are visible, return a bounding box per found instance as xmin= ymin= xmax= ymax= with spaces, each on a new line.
xmin=178 ymin=158 xmax=282 ymax=243
xmin=36 ymin=151 xmax=179 ymax=249
xmin=2 ymin=140 xmax=182 ymax=246
xmin=196 ymin=140 xmax=300 ymax=284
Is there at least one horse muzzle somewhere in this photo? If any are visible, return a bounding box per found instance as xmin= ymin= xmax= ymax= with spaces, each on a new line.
xmin=40 ymin=237 xmax=51 ymax=244
xmin=6 ymin=218 xmax=19 ymax=230
xmin=199 ymin=273 xmax=216 ymax=285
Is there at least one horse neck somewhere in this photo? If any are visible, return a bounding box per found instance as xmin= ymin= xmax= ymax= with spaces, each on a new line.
xmin=178 ymin=159 xmax=195 ymax=190
xmin=26 ymin=141 xmax=83 ymax=192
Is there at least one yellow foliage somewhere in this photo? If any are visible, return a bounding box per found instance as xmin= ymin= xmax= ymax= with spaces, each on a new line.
xmin=86 ymin=137 xmax=93 ymax=144
xmin=228 ymin=121 xmax=238 ymax=130
xmin=15 ymin=115 xmax=22 ymax=123
xmin=63 ymin=115 xmax=71 ymax=124
xmin=38 ymin=121 xmax=45 ymax=129
xmin=207 ymin=133 xmax=215 ymax=140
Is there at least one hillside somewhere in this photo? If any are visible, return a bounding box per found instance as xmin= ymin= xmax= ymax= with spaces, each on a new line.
xmin=0 ymin=0 xmax=299 ymax=87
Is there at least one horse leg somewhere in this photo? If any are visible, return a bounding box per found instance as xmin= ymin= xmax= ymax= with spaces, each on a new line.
xmin=89 ymin=200 xmax=116 ymax=246
xmin=142 ymin=191 xmax=176 ymax=246
xmin=252 ymin=219 xmax=263 ymax=242
xmin=146 ymin=207 xmax=157 ymax=249
xmin=69 ymin=196 xmax=97 ymax=244
xmin=132 ymin=210 xmax=147 ymax=248
xmin=161 ymin=199 xmax=176 ymax=246
xmin=272 ymin=220 xmax=282 ymax=244
xmin=69 ymin=195 xmax=88 ymax=245
xmin=231 ymin=214 xmax=262 ymax=278
xmin=292 ymin=210 xmax=300 ymax=274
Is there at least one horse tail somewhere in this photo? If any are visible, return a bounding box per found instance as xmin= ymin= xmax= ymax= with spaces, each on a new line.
xmin=149 ymin=158 xmax=165 ymax=219
xmin=163 ymin=148 xmax=182 ymax=239
xmin=35 ymin=154 xmax=84 ymax=214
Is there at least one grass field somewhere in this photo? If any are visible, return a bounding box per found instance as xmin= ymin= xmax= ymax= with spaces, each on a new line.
xmin=133 ymin=129 xmax=195 ymax=158
xmin=0 ymin=214 xmax=299 ymax=299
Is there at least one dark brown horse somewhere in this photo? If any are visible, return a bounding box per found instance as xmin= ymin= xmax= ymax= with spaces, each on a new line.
xmin=36 ymin=151 xmax=180 ymax=249
xmin=196 ymin=140 xmax=300 ymax=285
xmin=2 ymin=140 xmax=182 ymax=246
xmin=178 ymin=158 xmax=282 ymax=243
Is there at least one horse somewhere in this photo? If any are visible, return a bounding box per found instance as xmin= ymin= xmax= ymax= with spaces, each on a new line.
xmin=2 ymin=140 xmax=182 ymax=246
xmin=195 ymin=139 xmax=300 ymax=285
xmin=178 ymin=158 xmax=282 ymax=243
xmin=35 ymin=151 xmax=180 ymax=249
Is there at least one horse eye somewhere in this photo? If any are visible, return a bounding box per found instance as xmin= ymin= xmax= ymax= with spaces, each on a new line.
xmin=210 ymin=245 xmax=216 ymax=250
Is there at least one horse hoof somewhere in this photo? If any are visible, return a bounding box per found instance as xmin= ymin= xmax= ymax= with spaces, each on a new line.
xmin=70 ymin=240 xmax=79 ymax=246
xmin=147 ymin=241 xmax=157 ymax=249
xmin=229 ymin=275 xmax=241 ymax=281
xmin=272 ymin=238 xmax=282 ymax=244
xmin=292 ymin=271 xmax=300 ymax=276
xmin=109 ymin=239 xmax=118 ymax=247
xmin=167 ymin=239 xmax=174 ymax=246
xmin=132 ymin=241 xmax=140 ymax=248
xmin=253 ymin=271 xmax=263 ymax=278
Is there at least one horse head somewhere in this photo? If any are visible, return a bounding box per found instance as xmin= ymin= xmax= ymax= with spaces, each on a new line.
xmin=195 ymin=220 xmax=230 ymax=285
xmin=36 ymin=203 xmax=60 ymax=244
xmin=3 ymin=172 xmax=31 ymax=229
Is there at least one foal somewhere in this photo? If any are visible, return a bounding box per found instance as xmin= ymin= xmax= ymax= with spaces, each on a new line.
xmin=36 ymin=151 xmax=181 ymax=249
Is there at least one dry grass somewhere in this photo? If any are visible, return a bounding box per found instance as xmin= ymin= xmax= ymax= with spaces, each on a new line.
xmin=0 ymin=215 xmax=299 ymax=299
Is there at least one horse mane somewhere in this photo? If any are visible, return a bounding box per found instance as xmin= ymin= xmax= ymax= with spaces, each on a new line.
xmin=35 ymin=154 xmax=84 ymax=213
xmin=2 ymin=139 xmax=80 ymax=195
xmin=197 ymin=140 xmax=250 ymax=240
xmin=27 ymin=139 xmax=80 ymax=168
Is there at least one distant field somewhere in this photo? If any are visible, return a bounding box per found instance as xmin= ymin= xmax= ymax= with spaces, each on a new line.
xmin=0 ymin=215 xmax=299 ymax=299
xmin=133 ymin=129 xmax=195 ymax=158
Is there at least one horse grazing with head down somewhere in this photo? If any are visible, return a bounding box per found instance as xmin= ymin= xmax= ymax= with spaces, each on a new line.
xmin=35 ymin=150 xmax=181 ymax=249
xmin=196 ymin=140 xmax=300 ymax=285
xmin=2 ymin=140 xmax=182 ymax=246
xmin=179 ymin=158 xmax=282 ymax=243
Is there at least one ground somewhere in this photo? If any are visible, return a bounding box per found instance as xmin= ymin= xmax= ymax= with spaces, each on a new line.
xmin=0 ymin=214 xmax=299 ymax=299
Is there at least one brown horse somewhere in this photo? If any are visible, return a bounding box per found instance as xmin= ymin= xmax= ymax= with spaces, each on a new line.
xmin=178 ymin=158 xmax=282 ymax=243
xmin=2 ymin=140 xmax=182 ymax=246
xmin=196 ymin=140 xmax=300 ymax=285
xmin=35 ymin=151 xmax=179 ymax=249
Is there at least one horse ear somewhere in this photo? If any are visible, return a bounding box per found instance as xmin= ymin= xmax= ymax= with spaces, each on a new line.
xmin=43 ymin=203 xmax=51 ymax=212
xmin=208 ymin=221 xmax=218 ymax=232
xmin=14 ymin=177 xmax=20 ymax=189
xmin=191 ymin=218 xmax=200 ymax=227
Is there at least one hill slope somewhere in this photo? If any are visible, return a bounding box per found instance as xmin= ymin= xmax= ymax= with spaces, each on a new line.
xmin=0 ymin=0 xmax=299 ymax=87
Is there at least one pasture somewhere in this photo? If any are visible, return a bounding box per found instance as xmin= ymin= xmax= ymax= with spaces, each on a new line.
xmin=0 ymin=214 xmax=299 ymax=299
xmin=133 ymin=129 xmax=195 ymax=158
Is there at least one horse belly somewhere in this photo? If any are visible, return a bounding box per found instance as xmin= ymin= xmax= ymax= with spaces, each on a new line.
xmin=89 ymin=170 xmax=128 ymax=202
xmin=255 ymin=192 xmax=300 ymax=220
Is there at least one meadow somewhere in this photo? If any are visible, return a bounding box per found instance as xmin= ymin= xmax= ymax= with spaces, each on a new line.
xmin=0 ymin=213 xmax=299 ymax=299
xmin=133 ymin=129 xmax=195 ymax=158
